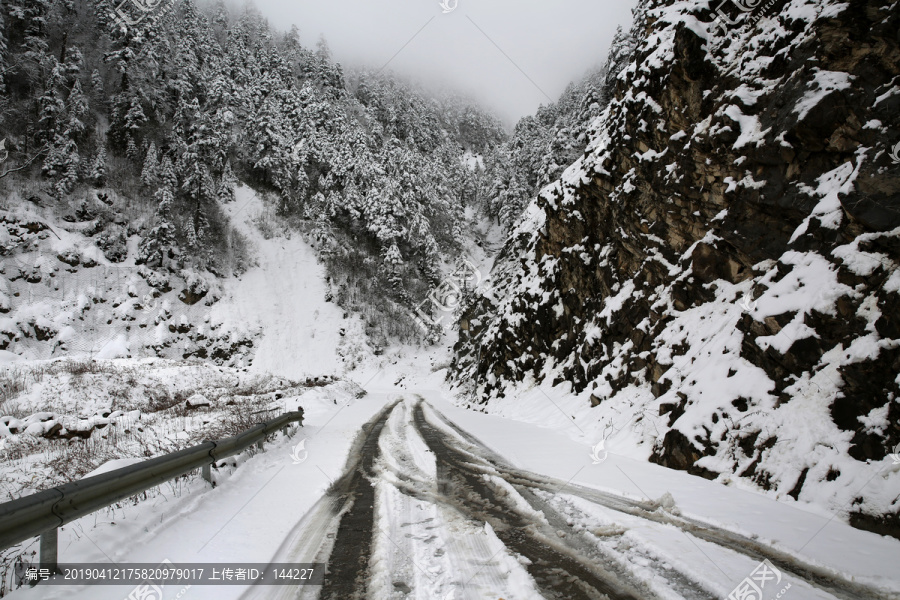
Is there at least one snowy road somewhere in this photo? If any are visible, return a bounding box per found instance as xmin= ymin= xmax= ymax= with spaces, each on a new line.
xmin=243 ymin=396 xmax=895 ymax=600
xmin=7 ymin=385 xmax=897 ymax=600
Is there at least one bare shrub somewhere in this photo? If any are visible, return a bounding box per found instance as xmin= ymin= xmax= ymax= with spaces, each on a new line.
xmin=144 ymin=385 xmax=182 ymax=413
xmin=0 ymin=543 xmax=37 ymax=598
xmin=0 ymin=370 xmax=27 ymax=416
xmin=53 ymin=359 xmax=114 ymax=376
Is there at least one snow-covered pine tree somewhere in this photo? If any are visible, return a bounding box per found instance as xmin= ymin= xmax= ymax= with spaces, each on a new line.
xmin=182 ymin=217 xmax=199 ymax=249
xmin=211 ymin=0 xmax=230 ymax=33
xmin=217 ymin=160 xmax=236 ymax=203
xmin=124 ymin=95 xmax=147 ymax=141
xmin=382 ymin=241 xmax=404 ymax=293
xmin=125 ymin=135 xmax=138 ymax=161
xmin=315 ymin=35 xmax=330 ymax=62
xmin=497 ymin=172 xmax=528 ymax=231
xmin=159 ymin=155 xmax=178 ymax=191
xmin=141 ymin=141 xmax=159 ymax=188
xmin=89 ymin=145 xmax=107 ymax=186
xmin=41 ymin=70 xmax=88 ymax=196
xmin=37 ymin=62 xmax=68 ymax=142
xmin=90 ymin=69 xmax=104 ymax=99
xmin=138 ymin=187 xmax=178 ymax=269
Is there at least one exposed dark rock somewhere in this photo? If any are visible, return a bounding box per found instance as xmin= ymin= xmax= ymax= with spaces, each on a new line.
xmin=650 ymin=429 xmax=717 ymax=480
xmin=57 ymin=251 xmax=80 ymax=266
xmin=179 ymin=288 xmax=207 ymax=305
xmin=849 ymin=510 xmax=900 ymax=541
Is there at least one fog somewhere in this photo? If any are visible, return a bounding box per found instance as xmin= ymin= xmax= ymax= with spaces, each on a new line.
xmin=252 ymin=0 xmax=637 ymax=126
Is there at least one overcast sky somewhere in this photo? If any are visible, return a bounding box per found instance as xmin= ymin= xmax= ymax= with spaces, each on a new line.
xmin=251 ymin=0 xmax=637 ymax=126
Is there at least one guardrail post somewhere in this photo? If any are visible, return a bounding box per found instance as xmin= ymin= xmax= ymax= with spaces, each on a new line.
xmin=256 ymin=439 xmax=264 ymax=451
xmin=39 ymin=528 xmax=58 ymax=574
xmin=201 ymin=463 xmax=212 ymax=484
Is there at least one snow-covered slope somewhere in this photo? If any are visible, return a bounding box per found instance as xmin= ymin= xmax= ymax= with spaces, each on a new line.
xmin=212 ymin=185 xmax=370 ymax=381
xmin=453 ymin=0 xmax=900 ymax=538
xmin=0 ymin=182 xmax=372 ymax=378
xmin=0 ymin=193 xmax=251 ymax=365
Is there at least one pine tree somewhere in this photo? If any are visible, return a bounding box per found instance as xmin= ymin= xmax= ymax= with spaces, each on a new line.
xmin=37 ymin=62 xmax=68 ymax=141
xmin=194 ymin=207 xmax=210 ymax=248
xmin=383 ymin=241 xmax=402 ymax=269
xmin=212 ymin=0 xmax=229 ymax=32
xmin=175 ymin=96 xmax=217 ymax=206
xmin=138 ymin=187 xmax=178 ymax=268
xmin=217 ymin=160 xmax=236 ymax=203
xmin=382 ymin=241 xmax=404 ymax=294
xmin=183 ymin=217 xmax=199 ymax=249
xmin=141 ymin=141 xmax=159 ymax=187
xmin=12 ymin=0 xmax=53 ymax=87
xmin=159 ymin=156 xmax=178 ymax=191
xmin=604 ymin=24 xmax=638 ymax=94
xmin=90 ymin=69 xmax=104 ymax=97
xmin=140 ymin=137 xmax=180 ymax=267
xmin=67 ymin=79 xmax=89 ymax=132
xmin=315 ymin=35 xmax=331 ymax=62
xmin=125 ymin=94 xmax=146 ymax=130
xmin=89 ymin=145 xmax=107 ymax=186
xmin=58 ymin=160 xmax=78 ymax=197
xmin=498 ymin=172 xmax=528 ymax=230
xmin=126 ymin=135 xmax=138 ymax=161
xmin=41 ymin=70 xmax=88 ymax=196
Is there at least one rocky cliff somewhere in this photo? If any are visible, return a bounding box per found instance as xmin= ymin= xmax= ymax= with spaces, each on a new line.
xmin=452 ymin=0 xmax=900 ymax=537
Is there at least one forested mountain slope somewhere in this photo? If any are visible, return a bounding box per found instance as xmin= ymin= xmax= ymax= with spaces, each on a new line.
xmin=0 ymin=0 xmax=504 ymax=356
xmin=481 ymin=25 xmax=638 ymax=233
xmin=453 ymin=0 xmax=900 ymax=537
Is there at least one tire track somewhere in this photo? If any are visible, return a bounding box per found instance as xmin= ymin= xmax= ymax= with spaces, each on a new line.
xmin=412 ymin=402 xmax=655 ymax=600
xmin=315 ymin=399 xmax=399 ymax=600
xmin=374 ymin=399 xmax=539 ymax=599
xmin=418 ymin=401 xmax=898 ymax=600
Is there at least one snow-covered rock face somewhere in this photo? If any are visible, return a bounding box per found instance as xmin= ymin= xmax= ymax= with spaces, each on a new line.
xmin=0 ymin=207 xmax=252 ymax=366
xmin=453 ymin=0 xmax=900 ymax=536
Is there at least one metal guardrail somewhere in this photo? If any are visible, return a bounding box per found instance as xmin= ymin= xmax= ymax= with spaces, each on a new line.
xmin=0 ymin=410 xmax=303 ymax=571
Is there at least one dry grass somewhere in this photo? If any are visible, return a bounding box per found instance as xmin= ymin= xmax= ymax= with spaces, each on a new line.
xmin=0 ymin=371 xmax=27 ymax=417
xmin=0 ymin=364 xmax=52 ymax=418
xmin=0 ymin=543 xmax=37 ymax=598
xmin=51 ymin=359 xmax=116 ymax=376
